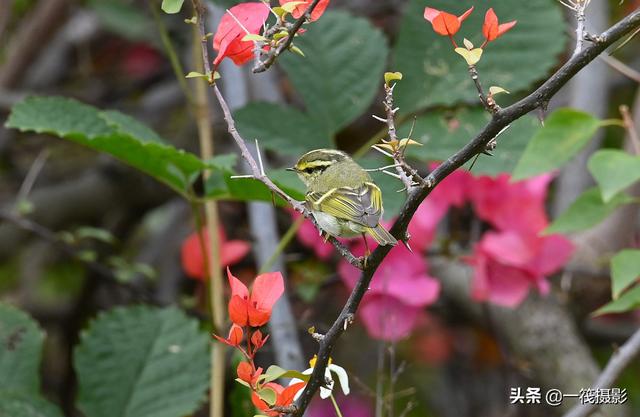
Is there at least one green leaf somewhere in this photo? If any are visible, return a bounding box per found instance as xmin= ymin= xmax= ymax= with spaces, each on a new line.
xmin=593 ymin=285 xmax=640 ymax=316
xmin=234 ymin=103 xmax=332 ymax=156
xmin=588 ymin=149 xmax=640 ymax=202
xmin=280 ymin=11 xmax=388 ymax=133
xmin=0 ymin=304 xmax=44 ymax=394
xmin=256 ymin=387 xmax=277 ymax=405
xmin=397 ymin=107 xmax=537 ymax=175
xmin=512 ymin=109 xmax=602 ymax=180
xmin=6 ymin=96 xmax=206 ymax=197
xmin=89 ymin=0 xmax=153 ymax=41
xmin=161 ymin=0 xmax=185 ymax=14
xmin=74 ymin=306 xmax=210 ymax=417
xmin=545 ymin=188 xmax=635 ymax=234
xmin=394 ymin=0 xmax=566 ymax=113
xmin=611 ymin=249 xmax=640 ymax=299
xmin=0 ymin=391 xmax=64 ymax=417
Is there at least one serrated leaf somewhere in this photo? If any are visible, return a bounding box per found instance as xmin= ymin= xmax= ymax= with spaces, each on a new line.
xmin=394 ymin=0 xmax=566 ymax=113
xmin=545 ymin=188 xmax=635 ymax=234
xmin=74 ymin=306 xmax=209 ymax=417
xmin=161 ymin=0 xmax=185 ymax=14
xmin=512 ymin=109 xmax=602 ymax=180
xmin=6 ymin=96 xmax=206 ymax=197
xmin=593 ymin=285 xmax=640 ymax=316
xmin=611 ymin=249 xmax=640 ymax=299
xmin=280 ymin=11 xmax=388 ymax=133
xmin=234 ymin=102 xmax=332 ymax=156
xmin=588 ymin=149 xmax=640 ymax=202
xmin=397 ymin=107 xmax=537 ymax=175
xmin=0 ymin=304 xmax=44 ymax=394
xmin=0 ymin=391 xmax=64 ymax=417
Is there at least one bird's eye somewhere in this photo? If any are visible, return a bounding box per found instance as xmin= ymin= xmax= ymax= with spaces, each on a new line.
xmin=304 ymin=167 xmax=314 ymax=174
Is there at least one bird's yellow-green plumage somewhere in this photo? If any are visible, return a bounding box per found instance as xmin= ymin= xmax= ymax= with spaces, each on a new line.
xmin=289 ymin=149 xmax=397 ymax=247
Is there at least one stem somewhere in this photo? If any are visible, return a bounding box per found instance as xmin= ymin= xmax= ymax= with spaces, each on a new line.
xmin=574 ymin=4 xmax=586 ymax=56
xmin=258 ymin=216 xmax=304 ymax=274
xmin=329 ymin=394 xmax=344 ymax=417
xmin=562 ymin=328 xmax=640 ymax=417
xmin=192 ymin=23 xmax=225 ymax=417
xmin=150 ymin=0 xmax=194 ymax=104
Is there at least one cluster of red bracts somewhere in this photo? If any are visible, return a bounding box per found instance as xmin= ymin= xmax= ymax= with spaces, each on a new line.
xmin=212 ymin=0 xmax=330 ymax=67
xmin=424 ymin=6 xmax=516 ymax=47
xmin=213 ymin=269 xmax=305 ymax=416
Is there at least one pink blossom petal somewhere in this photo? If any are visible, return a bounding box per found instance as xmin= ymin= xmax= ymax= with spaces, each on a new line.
xmin=221 ymin=240 xmax=252 ymax=267
xmin=227 ymin=267 xmax=249 ymax=299
xmin=471 ymin=257 xmax=533 ymax=308
xmin=360 ymin=294 xmax=422 ymax=342
xmin=480 ymin=230 xmax=538 ymax=267
xmin=530 ymin=234 xmax=574 ymax=275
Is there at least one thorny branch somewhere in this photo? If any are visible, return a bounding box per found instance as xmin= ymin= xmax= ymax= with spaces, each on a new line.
xmin=191 ymin=0 xmax=640 ymax=414
xmin=191 ymin=0 xmax=364 ymax=270
xmin=562 ymin=327 xmax=640 ymax=417
xmin=468 ymin=65 xmax=499 ymax=114
xmin=372 ymin=82 xmax=427 ymax=192
xmin=291 ymin=8 xmax=640 ymax=416
xmin=556 ymin=0 xmax=592 ymax=56
xmin=253 ymin=0 xmax=322 ymax=73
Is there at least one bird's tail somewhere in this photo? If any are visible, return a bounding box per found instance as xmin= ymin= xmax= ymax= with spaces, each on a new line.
xmin=366 ymin=225 xmax=397 ymax=246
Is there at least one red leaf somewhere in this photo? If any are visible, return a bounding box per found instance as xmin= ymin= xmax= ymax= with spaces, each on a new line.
xmin=237 ymin=361 xmax=253 ymax=383
xmin=213 ymin=2 xmax=270 ymax=66
xmin=277 ymin=382 xmax=307 ymax=406
xmin=228 ymin=267 xmax=249 ymax=299
xmin=251 ymin=272 xmax=285 ymax=310
xmin=247 ymin=303 xmax=271 ymax=327
xmin=482 ymin=8 xmax=516 ymax=42
xmin=424 ymin=6 xmax=473 ymax=36
xmin=279 ymin=0 xmax=330 ymax=22
xmin=229 ymin=295 xmax=249 ymax=327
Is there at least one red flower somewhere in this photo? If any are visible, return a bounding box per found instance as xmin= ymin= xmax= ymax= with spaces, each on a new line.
xmin=212 ymin=2 xmax=270 ymax=66
xmin=423 ymin=6 xmax=474 ymax=37
xmin=482 ymin=8 xmax=516 ymax=42
xmin=468 ymin=230 xmax=573 ymax=307
xmin=251 ymin=382 xmax=307 ymax=416
xmin=227 ymin=268 xmax=285 ymax=327
xmin=213 ymin=323 xmax=244 ymax=347
xmin=181 ymin=227 xmax=251 ymax=280
xmin=279 ymin=0 xmax=330 ymax=22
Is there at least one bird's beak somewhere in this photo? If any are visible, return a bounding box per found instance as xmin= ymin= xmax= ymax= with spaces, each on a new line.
xmin=286 ymin=167 xmax=296 ymax=172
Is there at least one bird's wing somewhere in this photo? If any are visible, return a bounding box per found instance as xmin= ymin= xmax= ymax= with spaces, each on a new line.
xmin=306 ymin=182 xmax=383 ymax=228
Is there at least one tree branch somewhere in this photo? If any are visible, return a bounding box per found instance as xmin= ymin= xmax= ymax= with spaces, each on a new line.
xmin=252 ymin=0 xmax=322 ymax=73
xmin=562 ymin=327 xmax=640 ymax=417
xmin=291 ymin=8 xmax=640 ymax=415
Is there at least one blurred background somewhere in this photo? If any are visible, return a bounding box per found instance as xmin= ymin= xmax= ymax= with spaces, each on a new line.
xmin=1 ymin=1 xmax=639 ymax=417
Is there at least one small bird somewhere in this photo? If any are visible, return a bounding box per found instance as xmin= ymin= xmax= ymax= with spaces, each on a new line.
xmin=288 ymin=149 xmax=397 ymax=247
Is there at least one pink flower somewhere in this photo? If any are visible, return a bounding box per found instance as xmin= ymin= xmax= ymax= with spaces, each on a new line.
xmin=212 ymin=2 xmax=270 ymax=67
xmin=469 ymin=173 xmax=553 ymax=234
xmin=181 ymin=227 xmax=251 ymax=280
xmin=339 ymin=245 xmax=440 ymax=341
xmin=468 ymin=230 xmax=573 ymax=307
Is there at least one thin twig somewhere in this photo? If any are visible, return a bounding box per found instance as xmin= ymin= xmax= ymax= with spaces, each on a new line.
xmin=600 ymin=54 xmax=640 ymax=83
xmin=291 ymin=9 xmax=640 ymax=416
xmin=620 ymin=105 xmax=640 ymax=155
xmin=253 ymin=0 xmax=322 ymax=73
xmin=562 ymin=328 xmax=640 ymax=417
xmin=468 ymin=65 xmax=495 ymax=112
